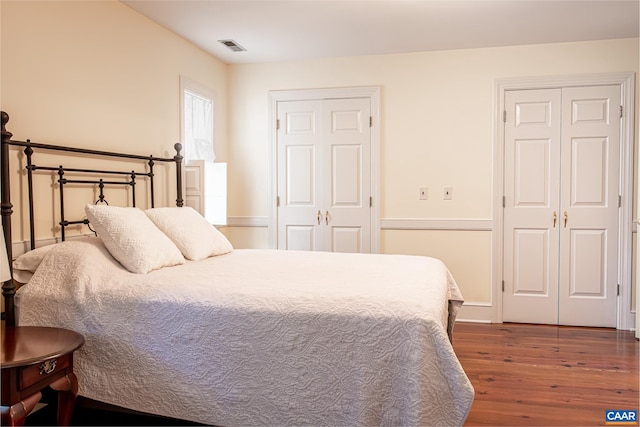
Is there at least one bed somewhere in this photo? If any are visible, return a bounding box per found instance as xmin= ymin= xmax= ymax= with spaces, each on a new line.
xmin=1 ymin=111 xmax=474 ymax=426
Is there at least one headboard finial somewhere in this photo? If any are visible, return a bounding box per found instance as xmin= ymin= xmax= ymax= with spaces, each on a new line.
xmin=1 ymin=111 xmax=11 ymax=141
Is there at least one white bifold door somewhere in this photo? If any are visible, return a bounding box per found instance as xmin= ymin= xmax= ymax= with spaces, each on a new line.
xmin=277 ymin=98 xmax=371 ymax=253
xmin=503 ymin=85 xmax=621 ymax=327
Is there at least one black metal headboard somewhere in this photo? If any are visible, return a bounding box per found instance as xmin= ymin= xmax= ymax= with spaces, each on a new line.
xmin=1 ymin=111 xmax=184 ymax=326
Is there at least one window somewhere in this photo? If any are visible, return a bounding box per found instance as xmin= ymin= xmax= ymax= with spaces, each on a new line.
xmin=180 ymin=76 xmax=215 ymax=163
xmin=180 ymin=76 xmax=227 ymax=226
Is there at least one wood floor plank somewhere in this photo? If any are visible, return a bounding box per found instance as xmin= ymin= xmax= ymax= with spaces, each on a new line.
xmin=452 ymin=322 xmax=639 ymax=426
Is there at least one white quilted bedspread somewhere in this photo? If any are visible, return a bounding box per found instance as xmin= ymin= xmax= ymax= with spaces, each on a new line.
xmin=17 ymin=238 xmax=474 ymax=426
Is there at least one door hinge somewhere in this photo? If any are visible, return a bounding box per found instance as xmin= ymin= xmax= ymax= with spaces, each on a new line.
xmin=276 ymin=119 xmax=280 ymax=130
xmin=617 ymin=284 xmax=620 ymax=296
xmin=369 ymin=116 xmax=373 ymax=127
xmin=502 ymin=195 xmax=506 ymax=208
xmin=620 ymin=105 xmax=623 ymax=118
xmin=276 ymin=196 xmax=280 ymax=207
xmin=502 ymin=280 xmax=505 ymax=292
xmin=618 ymin=195 xmax=622 ymax=208
xmin=369 ymin=196 xmax=373 ymax=207
xmin=503 ymin=110 xmax=507 ymax=123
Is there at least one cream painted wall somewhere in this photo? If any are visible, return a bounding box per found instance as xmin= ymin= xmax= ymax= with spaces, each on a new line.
xmin=228 ymin=39 xmax=638 ymax=220
xmin=382 ymin=230 xmax=492 ymax=304
xmin=226 ymin=38 xmax=639 ymax=315
xmin=1 ymin=0 xmax=228 ymax=243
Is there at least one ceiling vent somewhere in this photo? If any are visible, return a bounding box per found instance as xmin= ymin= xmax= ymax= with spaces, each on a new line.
xmin=218 ymin=39 xmax=246 ymax=52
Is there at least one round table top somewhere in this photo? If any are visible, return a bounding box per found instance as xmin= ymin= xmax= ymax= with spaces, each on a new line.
xmin=1 ymin=325 xmax=85 ymax=368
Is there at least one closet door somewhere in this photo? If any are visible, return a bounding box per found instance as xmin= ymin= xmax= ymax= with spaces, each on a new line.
xmin=503 ymin=85 xmax=621 ymax=327
xmin=558 ymin=85 xmax=620 ymax=327
xmin=277 ymin=100 xmax=323 ymax=251
xmin=276 ymin=98 xmax=372 ymax=253
xmin=322 ymin=98 xmax=371 ymax=253
xmin=503 ymin=88 xmax=562 ymax=324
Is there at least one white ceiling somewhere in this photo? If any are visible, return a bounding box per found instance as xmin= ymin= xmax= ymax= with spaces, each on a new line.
xmin=121 ymin=0 xmax=640 ymax=65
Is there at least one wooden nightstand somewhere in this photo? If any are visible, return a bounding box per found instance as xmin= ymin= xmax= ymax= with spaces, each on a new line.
xmin=1 ymin=325 xmax=85 ymax=426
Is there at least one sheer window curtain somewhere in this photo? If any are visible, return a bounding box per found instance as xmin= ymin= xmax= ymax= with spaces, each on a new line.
xmin=182 ymin=82 xmax=226 ymax=226
xmin=184 ymin=91 xmax=215 ymax=163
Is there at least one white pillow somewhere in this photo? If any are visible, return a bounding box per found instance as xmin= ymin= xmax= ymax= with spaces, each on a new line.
xmin=85 ymin=205 xmax=185 ymax=274
xmin=13 ymin=243 xmax=55 ymax=283
xmin=12 ymin=236 xmax=97 ymax=283
xmin=13 ymin=244 xmax=57 ymax=275
xmin=145 ymin=206 xmax=233 ymax=261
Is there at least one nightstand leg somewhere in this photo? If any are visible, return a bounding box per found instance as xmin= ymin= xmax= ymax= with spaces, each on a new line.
xmin=50 ymin=373 xmax=79 ymax=426
xmin=0 ymin=391 xmax=42 ymax=426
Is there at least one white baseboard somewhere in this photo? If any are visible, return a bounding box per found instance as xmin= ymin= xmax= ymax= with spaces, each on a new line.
xmin=456 ymin=302 xmax=496 ymax=323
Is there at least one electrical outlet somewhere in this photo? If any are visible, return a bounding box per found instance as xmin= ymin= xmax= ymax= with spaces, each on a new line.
xmin=419 ymin=187 xmax=428 ymax=200
xmin=443 ymin=186 xmax=453 ymax=200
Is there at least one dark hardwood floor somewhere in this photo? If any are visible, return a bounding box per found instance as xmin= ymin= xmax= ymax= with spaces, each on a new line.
xmin=25 ymin=322 xmax=638 ymax=426
xmin=452 ymin=322 xmax=639 ymax=426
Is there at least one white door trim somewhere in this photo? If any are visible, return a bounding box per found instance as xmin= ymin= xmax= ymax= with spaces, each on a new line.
xmin=493 ymin=72 xmax=636 ymax=330
xmin=268 ymin=86 xmax=381 ymax=253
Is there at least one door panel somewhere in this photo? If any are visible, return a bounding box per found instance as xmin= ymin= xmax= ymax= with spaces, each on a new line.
xmin=331 ymin=144 xmax=361 ymax=206
xmin=332 ymin=227 xmax=362 ymax=253
xmin=287 ymin=111 xmax=317 ymax=134
xmin=277 ymin=101 xmax=322 ymax=250
xmin=513 ymin=229 xmax=551 ymax=295
xmin=515 ymin=139 xmax=551 ymax=206
xmin=569 ymin=229 xmax=606 ymax=296
xmin=559 ymin=85 xmax=620 ymax=327
xmin=570 ymin=137 xmax=608 ymax=206
xmin=503 ymin=89 xmax=561 ymax=324
xmin=286 ymin=225 xmax=316 ymax=251
xmin=322 ymin=98 xmax=371 ymax=253
xmin=286 ymin=145 xmax=316 ymax=205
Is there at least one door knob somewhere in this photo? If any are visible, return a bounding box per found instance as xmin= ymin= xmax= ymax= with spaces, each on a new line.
xmin=553 ymin=211 xmax=557 ymax=228
xmin=564 ymin=211 xmax=568 ymax=228
xmin=325 ymin=211 xmax=329 ymax=225
xmin=317 ymin=210 xmax=322 ymax=225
